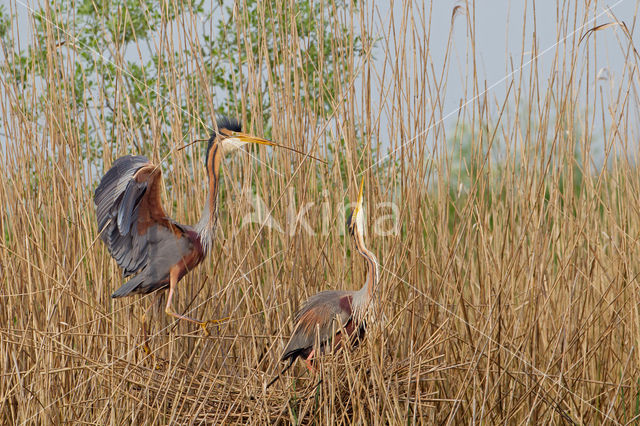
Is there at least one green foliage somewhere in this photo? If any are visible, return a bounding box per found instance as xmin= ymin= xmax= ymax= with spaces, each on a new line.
xmin=204 ymin=0 xmax=366 ymax=132
xmin=0 ymin=5 xmax=9 ymax=39
xmin=0 ymin=0 xmax=365 ymax=164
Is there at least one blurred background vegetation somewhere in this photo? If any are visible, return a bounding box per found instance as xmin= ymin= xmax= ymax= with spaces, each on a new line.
xmin=0 ymin=0 xmax=367 ymax=162
xmin=2 ymin=0 xmax=640 ymax=423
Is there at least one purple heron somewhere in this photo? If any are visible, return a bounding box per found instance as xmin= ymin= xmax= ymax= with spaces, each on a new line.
xmin=94 ymin=117 xmax=278 ymax=336
xmin=268 ymin=177 xmax=378 ymax=387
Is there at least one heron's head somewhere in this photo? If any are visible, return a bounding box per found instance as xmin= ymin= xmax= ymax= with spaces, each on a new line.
xmin=205 ymin=116 xmax=275 ymax=163
xmin=347 ymin=177 xmax=366 ymax=237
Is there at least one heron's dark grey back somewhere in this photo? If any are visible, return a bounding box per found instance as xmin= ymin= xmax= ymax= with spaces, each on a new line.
xmin=109 ymin=224 xmax=194 ymax=297
xmin=282 ymin=290 xmax=354 ymax=361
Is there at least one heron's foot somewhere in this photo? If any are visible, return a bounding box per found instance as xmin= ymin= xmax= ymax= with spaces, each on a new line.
xmin=142 ymin=341 xmax=152 ymax=356
xmin=140 ymin=342 xmax=162 ymax=369
xmin=198 ymin=316 xmax=230 ymax=336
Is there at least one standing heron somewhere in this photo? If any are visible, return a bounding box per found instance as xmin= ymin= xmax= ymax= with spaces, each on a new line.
xmin=94 ymin=117 xmax=276 ymax=337
xmin=268 ymin=177 xmax=378 ymax=387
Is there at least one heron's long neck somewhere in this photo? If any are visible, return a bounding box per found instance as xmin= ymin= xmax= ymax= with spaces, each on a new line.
xmin=195 ymin=143 xmax=222 ymax=253
xmin=354 ymin=229 xmax=378 ymax=307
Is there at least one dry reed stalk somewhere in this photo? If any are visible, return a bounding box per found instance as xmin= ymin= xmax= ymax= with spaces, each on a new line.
xmin=1 ymin=0 xmax=639 ymax=424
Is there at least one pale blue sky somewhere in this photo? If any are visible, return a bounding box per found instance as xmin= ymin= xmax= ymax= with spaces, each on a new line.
xmin=4 ymin=0 xmax=640 ymax=165
xmin=366 ymin=1 xmax=640 ymax=165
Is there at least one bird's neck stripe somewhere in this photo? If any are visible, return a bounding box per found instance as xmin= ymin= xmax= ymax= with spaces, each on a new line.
xmin=208 ymin=144 xmax=220 ymax=215
xmin=354 ymin=229 xmax=377 ymax=300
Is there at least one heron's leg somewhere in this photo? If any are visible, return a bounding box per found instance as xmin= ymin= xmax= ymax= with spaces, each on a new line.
xmin=304 ymin=349 xmax=316 ymax=373
xmin=164 ymin=271 xmax=228 ymax=336
xmin=141 ymin=301 xmax=154 ymax=355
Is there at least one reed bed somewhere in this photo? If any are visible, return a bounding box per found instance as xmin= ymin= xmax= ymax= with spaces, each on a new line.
xmin=1 ymin=0 xmax=640 ymax=423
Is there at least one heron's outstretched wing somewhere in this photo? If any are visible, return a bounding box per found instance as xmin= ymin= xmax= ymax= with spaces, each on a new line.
xmin=282 ymin=290 xmax=354 ymax=361
xmin=94 ymin=155 xmax=180 ymax=278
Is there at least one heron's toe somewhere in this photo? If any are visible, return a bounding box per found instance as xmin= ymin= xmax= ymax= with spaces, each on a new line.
xmin=199 ymin=321 xmax=211 ymax=336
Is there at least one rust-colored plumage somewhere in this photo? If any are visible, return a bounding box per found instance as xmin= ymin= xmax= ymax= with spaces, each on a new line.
xmin=95 ymin=117 xmax=275 ymax=337
xmin=268 ymin=178 xmax=378 ymax=387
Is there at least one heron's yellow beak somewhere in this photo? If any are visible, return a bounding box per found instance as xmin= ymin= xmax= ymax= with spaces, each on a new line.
xmin=356 ymin=176 xmax=365 ymax=212
xmin=232 ymin=131 xmax=276 ymax=146
xmin=237 ymin=132 xmax=329 ymax=165
xmin=225 ymin=129 xmax=327 ymax=164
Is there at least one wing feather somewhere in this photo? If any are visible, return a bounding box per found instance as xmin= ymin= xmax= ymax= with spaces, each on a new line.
xmin=94 ymin=155 xmax=173 ymax=278
xmin=118 ymin=180 xmax=146 ymax=234
xmin=282 ymin=290 xmax=354 ymax=361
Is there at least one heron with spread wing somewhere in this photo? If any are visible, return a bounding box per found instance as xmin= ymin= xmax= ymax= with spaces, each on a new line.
xmin=268 ymin=177 xmax=378 ymax=387
xmin=94 ymin=117 xmax=275 ymax=338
